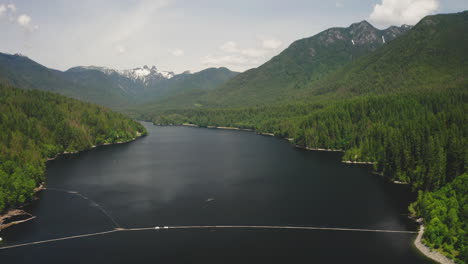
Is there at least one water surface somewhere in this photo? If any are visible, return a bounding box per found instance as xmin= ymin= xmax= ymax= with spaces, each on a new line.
xmin=1 ymin=123 xmax=431 ymax=263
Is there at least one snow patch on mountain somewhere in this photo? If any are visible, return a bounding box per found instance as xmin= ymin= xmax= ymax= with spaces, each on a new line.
xmin=118 ymin=65 xmax=175 ymax=82
xmin=71 ymin=65 xmax=176 ymax=86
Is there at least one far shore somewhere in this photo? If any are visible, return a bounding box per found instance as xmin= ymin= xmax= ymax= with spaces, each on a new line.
xmin=173 ymin=123 xmax=411 ymax=187
xmin=294 ymin=144 xmax=343 ymax=152
xmin=47 ymin=135 xmax=143 ymax=161
xmin=342 ymin=160 xmax=376 ymax=165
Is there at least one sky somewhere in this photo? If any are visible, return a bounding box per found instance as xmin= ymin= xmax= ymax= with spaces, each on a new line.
xmin=1 ymin=0 xmax=467 ymax=73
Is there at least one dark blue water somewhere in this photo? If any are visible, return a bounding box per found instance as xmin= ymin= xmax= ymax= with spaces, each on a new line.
xmin=0 ymin=123 xmax=431 ymax=263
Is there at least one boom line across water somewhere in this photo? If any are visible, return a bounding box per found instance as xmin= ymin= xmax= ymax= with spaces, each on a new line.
xmin=0 ymin=225 xmax=417 ymax=250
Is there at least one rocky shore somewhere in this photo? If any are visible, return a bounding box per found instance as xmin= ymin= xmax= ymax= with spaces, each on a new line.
xmin=414 ymin=225 xmax=456 ymax=264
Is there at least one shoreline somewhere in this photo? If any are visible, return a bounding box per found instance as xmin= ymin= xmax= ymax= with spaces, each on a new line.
xmin=0 ymin=135 xmax=144 ymax=231
xmin=294 ymin=144 xmax=343 ymax=152
xmin=47 ymin=135 xmax=143 ymax=161
xmin=184 ymin=123 xmax=256 ymax=132
xmin=342 ymin=160 xmax=376 ymax=165
xmin=0 ymin=210 xmax=37 ymax=231
xmin=414 ymin=225 xmax=456 ymax=264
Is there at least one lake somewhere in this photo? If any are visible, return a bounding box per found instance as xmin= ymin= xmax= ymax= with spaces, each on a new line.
xmin=0 ymin=123 xmax=431 ymax=263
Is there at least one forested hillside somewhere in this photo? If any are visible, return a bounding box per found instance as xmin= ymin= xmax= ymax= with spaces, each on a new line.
xmin=310 ymin=11 xmax=468 ymax=96
xmin=141 ymin=21 xmax=410 ymax=110
xmin=147 ymin=11 xmax=468 ymax=262
xmin=0 ymin=84 xmax=146 ymax=213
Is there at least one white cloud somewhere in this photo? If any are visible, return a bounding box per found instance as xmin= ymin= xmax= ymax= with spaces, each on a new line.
xmin=240 ymin=48 xmax=268 ymax=57
xmin=369 ymin=0 xmax=439 ymax=27
xmin=17 ymin=14 xmax=38 ymax=31
xmin=0 ymin=5 xmax=6 ymax=16
xmin=204 ymin=38 xmax=282 ymax=69
xmin=115 ymin=45 xmax=126 ymax=54
xmin=171 ymin=49 xmax=184 ymax=56
xmin=335 ymin=1 xmax=344 ymax=8
xmin=262 ymin=39 xmax=282 ymax=50
xmin=220 ymin=41 xmax=239 ymax=53
xmin=17 ymin=14 xmax=31 ymax=26
xmin=201 ymin=55 xmax=250 ymax=66
xmin=219 ymin=40 xmax=280 ymax=58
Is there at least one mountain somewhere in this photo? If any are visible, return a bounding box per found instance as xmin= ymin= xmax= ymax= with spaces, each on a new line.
xmin=309 ymin=11 xmax=468 ymax=96
xmin=152 ymin=20 xmax=411 ymax=108
xmin=0 ymin=83 xmax=146 ymax=213
xmin=0 ymin=53 xmax=77 ymax=95
xmin=67 ymin=64 xmax=175 ymax=87
xmin=65 ymin=65 xmax=238 ymax=108
xmin=0 ymin=53 xmax=238 ymax=109
xmin=0 ymin=53 xmax=135 ymax=108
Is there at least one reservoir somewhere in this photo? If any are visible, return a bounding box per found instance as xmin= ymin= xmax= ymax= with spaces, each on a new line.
xmin=0 ymin=123 xmax=431 ymax=263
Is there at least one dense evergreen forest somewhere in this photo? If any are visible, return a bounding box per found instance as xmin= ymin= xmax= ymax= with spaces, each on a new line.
xmin=0 ymin=84 xmax=146 ymax=213
xmin=150 ymin=89 xmax=467 ymax=261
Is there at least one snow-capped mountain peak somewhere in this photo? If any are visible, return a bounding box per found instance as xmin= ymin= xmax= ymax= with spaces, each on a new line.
xmin=69 ymin=65 xmax=176 ymax=86
xmin=118 ymin=65 xmax=175 ymax=83
xmin=160 ymin=71 xmax=175 ymax=79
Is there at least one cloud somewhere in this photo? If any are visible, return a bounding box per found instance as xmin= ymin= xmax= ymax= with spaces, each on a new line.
xmin=219 ymin=40 xmax=280 ymax=58
xmin=262 ymin=39 xmax=282 ymax=50
xmin=203 ymin=38 xmax=282 ymax=69
xmin=220 ymin=41 xmax=239 ymax=53
xmin=369 ymin=0 xmax=439 ymax=27
xmin=17 ymin=14 xmax=31 ymax=26
xmin=7 ymin=3 xmax=16 ymax=12
xmin=201 ymin=55 xmax=250 ymax=66
xmin=17 ymin=14 xmax=38 ymax=31
xmin=240 ymin=48 xmax=268 ymax=57
xmin=0 ymin=5 xmax=6 ymax=16
xmin=115 ymin=45 xmax=126 ymax=54
xmin=171 ymin=49 xmax=184 ymax=56
xmin=335 ymin=1 xmax=344 ymax=8
xmin=1 ymin=4 xmax=38 ymax=32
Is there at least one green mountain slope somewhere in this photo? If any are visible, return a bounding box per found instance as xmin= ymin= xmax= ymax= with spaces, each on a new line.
xmin=158 ymin=67 xmax=239 ymax=95
xmin=310 ymin=11 xmax=468 ymax=96
xmin=0 ymin=53 xmax=133 ymax=109
xmin=150 ymin=21 xmax=410 ymax=109
xmin=205 ymin=21 xmax=410 ymax=106
xmin=0 ymin=84 xmax=146 ymax=212
xmin=131 ymin=67 xmax=239 ymax=115
xmin=63 ymin=67 xmax=143 ymax=108
xmin=0 ymin=53 xmax=75 ymax=94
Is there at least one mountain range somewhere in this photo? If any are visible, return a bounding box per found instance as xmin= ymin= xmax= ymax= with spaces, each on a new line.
xmin=0 ymin=53 xmax=238 ymax=109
